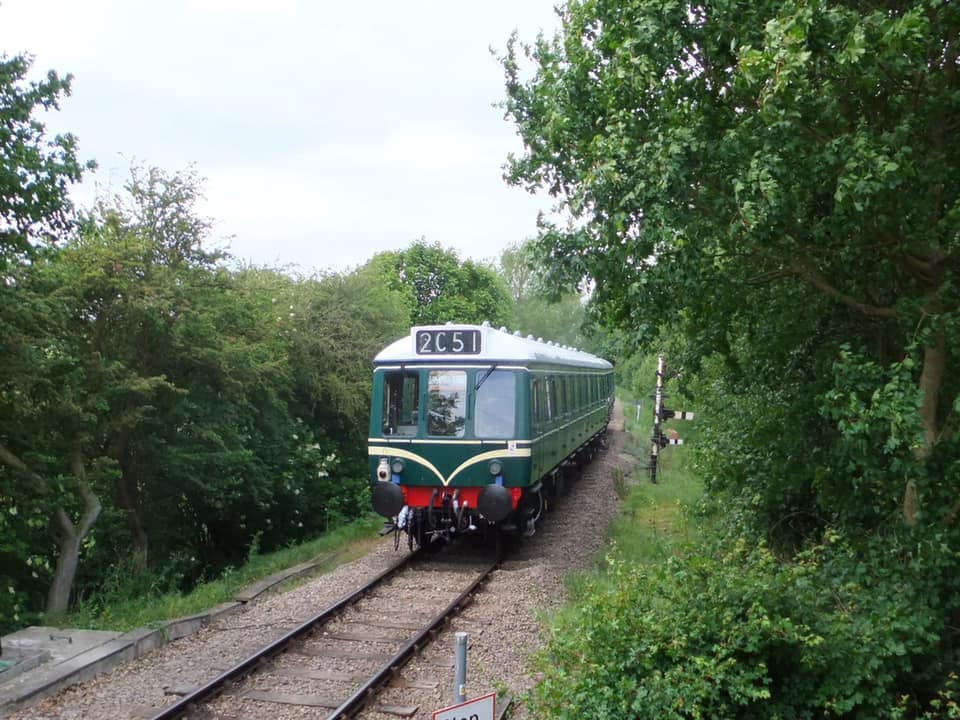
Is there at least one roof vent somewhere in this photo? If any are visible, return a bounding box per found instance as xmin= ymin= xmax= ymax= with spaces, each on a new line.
xmin=481 ymin=320 xmax=491 ymax=327
xmin=513 ymin=330 xmax=521 ymax=336
xmin=527 ymin=334 xmax=535 ymax=340
xmin=537 ymin=337 xmax=544 ymax=343
xmin=499 ymin=326 xmax=508 ymax=332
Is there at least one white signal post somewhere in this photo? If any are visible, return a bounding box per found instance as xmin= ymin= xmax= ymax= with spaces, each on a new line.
xmin=650 ymin=356 xmax=665 ymax=483
xmin=650 ymin=356 xmax=693 ymax=483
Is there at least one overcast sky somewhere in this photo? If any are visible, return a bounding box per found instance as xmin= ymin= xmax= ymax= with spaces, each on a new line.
xmin=0 ymin=0 xmax=560 ymax=273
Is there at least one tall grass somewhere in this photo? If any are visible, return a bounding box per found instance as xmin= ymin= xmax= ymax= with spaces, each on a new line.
xmin=608 ymin=448 xmax=704 ymax=564
xmin=565 ymin=403 xmax=707 ymax=603
xmin=61 ymin=517 xmax=382 ymax=632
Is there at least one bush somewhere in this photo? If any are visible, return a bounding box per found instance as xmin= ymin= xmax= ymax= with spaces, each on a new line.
xmin=533 ymin=531 xmax=951 ymax=719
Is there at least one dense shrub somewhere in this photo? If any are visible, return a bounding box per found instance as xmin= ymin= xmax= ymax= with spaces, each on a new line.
xmin=534 ymin=531 xmax=956 ymax=719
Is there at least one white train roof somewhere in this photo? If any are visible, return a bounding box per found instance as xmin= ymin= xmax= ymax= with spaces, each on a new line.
xmin=374 ymin=322 xmax=613 ymax=370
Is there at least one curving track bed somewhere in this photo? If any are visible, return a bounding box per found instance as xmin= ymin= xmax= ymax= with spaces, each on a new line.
xmin=149 ymin=541 xmax=503 ymax=719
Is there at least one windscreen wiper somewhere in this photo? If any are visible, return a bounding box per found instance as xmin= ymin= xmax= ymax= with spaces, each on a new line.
xmin=475 ymin=364 xmax=497 ymax=390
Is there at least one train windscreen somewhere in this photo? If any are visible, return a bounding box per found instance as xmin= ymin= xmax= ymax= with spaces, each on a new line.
xmin=427 ymin=370 xmax=467 ymax=437
xmin=474 ymin=370 xmax=516 ymax=438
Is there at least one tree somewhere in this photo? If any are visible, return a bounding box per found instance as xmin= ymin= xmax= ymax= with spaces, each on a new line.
xmin=0 ymin=53 xmax=92 ymax=260
xmin=499 ymin=240 xmax=589 ymax=348
xmin=502 ymin=4 xmax=960 ymax=713
xmin=503 ymin=0 xmax=959 ymax=518
xmin=0 ymin=52 xmax=94 ymax=617
xmin=2 ymin=163 xmax=269 ymax=615
xmin=363 ymin=239 xmax=515 ymax=328
xmin=287 ymin=268 xmax=410 ymax=449
xmin=0 ymin=241 xmax=111 ymax=615
xmin=72 ymin=165 xmax=224 ymax=569
xmin=0 ymin=164 xmax=222 ymax=612
xmin=499 ymin=240 xmax=540 ymax=303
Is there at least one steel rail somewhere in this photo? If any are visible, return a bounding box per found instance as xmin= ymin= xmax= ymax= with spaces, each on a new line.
xmin=325 ymin=552 xmax=501 ymax=719
xmin=147 ymin=548 xmax=420 ymax=720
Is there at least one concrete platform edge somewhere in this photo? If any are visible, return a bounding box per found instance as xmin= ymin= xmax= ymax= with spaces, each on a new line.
xmin=0 ymin=551 xmax=340 ymax=717
xmin=1 ymin=608 xmax=243 ymax=716
xmin=232 ymin=549 xmax=340 ymax=603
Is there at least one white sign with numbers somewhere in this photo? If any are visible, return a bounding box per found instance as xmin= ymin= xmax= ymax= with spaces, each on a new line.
xmin=432 ymin=692 xmax=496 ymax=720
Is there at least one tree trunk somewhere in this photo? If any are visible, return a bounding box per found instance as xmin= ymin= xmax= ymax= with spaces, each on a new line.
xmin=918 ymin=328 xmax=946 ymax=456
xmin=112 ymin=408 xmax=149 ymax=569
xmin=45 ymin=452 xmax=102 ymax=615
xmin=116 ymin=473 xmax=148 ymax=570
xmin=46 ymin=509 xmax=83 ymax=615
xmin=916 ymin=274 xmax=947 ymax=457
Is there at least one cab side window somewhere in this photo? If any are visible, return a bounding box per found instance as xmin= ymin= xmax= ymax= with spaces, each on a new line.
xmin=383 ymin=371 xmax=420 ymax=436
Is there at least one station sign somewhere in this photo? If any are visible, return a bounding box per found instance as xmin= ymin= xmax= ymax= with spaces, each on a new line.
xmin=432 ymin=691 xmax=496 ymax=720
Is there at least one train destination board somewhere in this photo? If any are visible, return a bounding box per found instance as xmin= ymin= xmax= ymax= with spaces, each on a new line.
xmin=416 ymin=329 xmax=482 ymax=355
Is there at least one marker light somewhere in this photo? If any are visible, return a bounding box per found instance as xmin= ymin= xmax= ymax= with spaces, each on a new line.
xmin=488 ymin=460 xmax=503 ymax=476
xmin=391 ymin=458 xmax=406 ymax=474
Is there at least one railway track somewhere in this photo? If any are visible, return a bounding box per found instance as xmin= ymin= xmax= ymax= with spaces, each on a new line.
xmin=147 ymin=540 xmax=504 ymax=720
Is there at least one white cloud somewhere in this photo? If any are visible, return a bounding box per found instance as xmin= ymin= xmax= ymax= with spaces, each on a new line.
xmin=0 ymin=0 xmax=560 ymax=272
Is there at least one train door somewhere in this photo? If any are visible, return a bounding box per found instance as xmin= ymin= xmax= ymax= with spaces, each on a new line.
xmin=531 ymin=376 xmax=544 ymax=477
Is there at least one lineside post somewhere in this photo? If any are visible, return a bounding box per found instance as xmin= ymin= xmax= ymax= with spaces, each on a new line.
xmin=454 ymin=632 xmax=468 ymax=703
xmin=651 ymin=357 xmax=693 ymax=483
xmin=651 ymin=357 xmax=665 ymax=483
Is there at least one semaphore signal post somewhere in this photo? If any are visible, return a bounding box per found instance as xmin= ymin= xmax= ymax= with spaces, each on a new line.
xmin=650 ymin=356 xmax=693 ymax=483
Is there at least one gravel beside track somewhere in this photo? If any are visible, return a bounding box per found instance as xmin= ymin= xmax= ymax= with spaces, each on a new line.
xmin=7 ymin=402 xmax=631 ymax=720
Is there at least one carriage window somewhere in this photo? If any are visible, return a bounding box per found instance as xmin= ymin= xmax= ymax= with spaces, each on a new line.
xmin=382 ymin=371 xmax=420 ymax=436
xmin=535 ymin=376 xmax=552 ymax=430
xmin=531 ymin=378 xmax=542 ymax=427
xmin=547 ymin=378 xmax=556 ymax=420
xmin=427 ymin=370 xmax=467 ymax=437
xmin=475 ymin=370 xmax=515 ymax=438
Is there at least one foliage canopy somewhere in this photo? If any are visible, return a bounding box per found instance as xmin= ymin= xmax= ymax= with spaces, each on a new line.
xmin=504 ymin=0 xmax=960 ymax=716
xmin=362 ymin=239 xmax=515 ymax=328
xmin=0 ymin=53 xmax=92 ymax=259
xmin=0 ymin=162 xmax=409 ymax=628
xmin=504 ymin=0 xmax=960 ymax=529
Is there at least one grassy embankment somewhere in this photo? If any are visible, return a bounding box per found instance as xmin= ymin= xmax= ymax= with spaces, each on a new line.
xmin=593 ymin=395 xmax=704 ymax=574
xmin=61 ymin=516 xmax=384 ymax=632
xmin=518 ymin=396 xmax=709 ymax=714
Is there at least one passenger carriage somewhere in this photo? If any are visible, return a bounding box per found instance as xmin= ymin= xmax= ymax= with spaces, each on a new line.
xmin=368 ymin=322 xmax=614 ymax=547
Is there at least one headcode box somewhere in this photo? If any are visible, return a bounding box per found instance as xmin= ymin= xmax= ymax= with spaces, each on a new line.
xmin=432 ymin=691 xmax=496 ymax=720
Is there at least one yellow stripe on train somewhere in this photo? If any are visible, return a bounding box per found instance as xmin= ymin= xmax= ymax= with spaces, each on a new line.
xmin=367 ymin=446 xmax=531 ymax=487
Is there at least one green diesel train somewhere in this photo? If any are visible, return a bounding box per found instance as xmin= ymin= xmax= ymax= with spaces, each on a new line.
xmin=369 ymin=322 xmax=614 ymax=547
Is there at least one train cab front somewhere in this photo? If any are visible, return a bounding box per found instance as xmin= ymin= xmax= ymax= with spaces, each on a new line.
xmin=369 ymin=445 xmax=533 ymax=548
xmin=367 ymin=351 xmax=534 ymax=547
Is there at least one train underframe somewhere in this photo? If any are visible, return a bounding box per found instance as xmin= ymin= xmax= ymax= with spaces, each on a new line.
xmin=377 ymin=431 xmax=607 ymax=550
